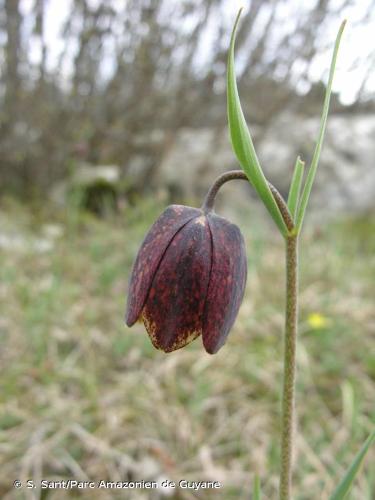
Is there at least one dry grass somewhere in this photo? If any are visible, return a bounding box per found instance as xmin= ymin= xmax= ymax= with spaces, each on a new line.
xmin=0 ymin=198 xmax=374 ymax=499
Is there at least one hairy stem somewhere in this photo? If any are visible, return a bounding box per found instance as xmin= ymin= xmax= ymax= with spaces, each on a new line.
xmin=279 ymin=234 xmax=298 ymax=500
xmin=201 ymin=170 xmax=248 ymax=212
xmin=203 ymin=169 xmax=299 ymax=499
xmin=202 ymin=170 xmax=294 ymax=232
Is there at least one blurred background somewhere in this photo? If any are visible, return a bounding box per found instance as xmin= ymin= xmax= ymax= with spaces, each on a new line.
xmin=0 ymin=0 xmax=374 ymax=499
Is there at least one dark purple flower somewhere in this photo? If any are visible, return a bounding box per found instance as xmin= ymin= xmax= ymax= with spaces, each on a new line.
xmin=125 ymin=204 xmax=247 ymax=354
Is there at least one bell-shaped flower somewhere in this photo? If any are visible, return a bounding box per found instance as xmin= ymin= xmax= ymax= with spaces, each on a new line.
xmin=126 ymin=205 xmax=247 ymax=354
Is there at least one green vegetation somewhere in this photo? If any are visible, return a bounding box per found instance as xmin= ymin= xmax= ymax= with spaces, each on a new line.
xmin=0 ymin=199 xmax=374 ymax=499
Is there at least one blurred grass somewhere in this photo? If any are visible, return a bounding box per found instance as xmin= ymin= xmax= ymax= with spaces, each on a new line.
xmin=0 ymin=197 xmax=374 ymax=500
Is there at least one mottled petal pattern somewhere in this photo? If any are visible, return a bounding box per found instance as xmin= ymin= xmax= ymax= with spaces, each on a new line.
xmin=126 ymin=205 xmax=201 ymax=326
xmin=202 ymin=213 xmax=247 ymax=354
xmin=142 ymin=216 xmax=212 ymax=352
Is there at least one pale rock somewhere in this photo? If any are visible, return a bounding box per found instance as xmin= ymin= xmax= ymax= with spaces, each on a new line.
xmin=157 ymin=113 xmax=375 ymax=219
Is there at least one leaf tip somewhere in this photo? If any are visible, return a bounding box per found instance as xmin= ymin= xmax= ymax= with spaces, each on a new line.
xmin=336 ymin=19 xmax=347 ymax=41
xmin=234 ymin=7 xmax=243 ymax=31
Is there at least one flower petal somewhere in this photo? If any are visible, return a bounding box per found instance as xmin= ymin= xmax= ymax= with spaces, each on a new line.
xmin=125 ymin=205 xmax=201 ymax=326
xmin=202 ymin=214 xmax=247 ymax=354
xmin=142 ymin=215 xmax=212 ymax=352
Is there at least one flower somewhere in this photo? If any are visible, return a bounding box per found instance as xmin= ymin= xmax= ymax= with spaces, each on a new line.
xmin=125 ymin=204 xmax=247 ymax=354
xmin=307 ymin=312 xmax=329 ymax=329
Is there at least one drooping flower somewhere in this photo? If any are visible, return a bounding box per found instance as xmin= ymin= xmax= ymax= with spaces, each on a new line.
xmin=125 ymin=204 xmax=247 ymax=354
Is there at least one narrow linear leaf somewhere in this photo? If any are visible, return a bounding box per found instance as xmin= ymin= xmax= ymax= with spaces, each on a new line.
xmin=329 ymin=429 xmax=375 ymax=500
xmin=253 ymin=475 xmax=262 ymax=500
xmin=227 ymin=9 xmax=288 ymax=237
xmin=296 ymin=20 xmax=346 ymax=231
xmin=287 ymin=156 xmax=305 ymax=221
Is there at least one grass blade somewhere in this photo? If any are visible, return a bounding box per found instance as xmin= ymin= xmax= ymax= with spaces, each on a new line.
xmin=329 ymin=429 xmax=375 ymax=500
xmin=287 ymin=156 xmax=305 ymax=222
xmin=253 ymin=475 xmax=262 ymax=499
xmin=227 ymin=9 xmax=288 ymax=237
xmin=296 ymin=20 xmax=346 ymax=232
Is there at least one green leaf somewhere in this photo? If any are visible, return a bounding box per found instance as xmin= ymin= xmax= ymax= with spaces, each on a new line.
xmin=296 ymin=20 xmax=346 ymax=231
xmin=253 ymin=475 xmax=262 ymax=500
xmin=227 ymin=9 xmax=288 ymax=237
xmin=287 ymin=156 xmax=305 ymax=222
xmin=329 ymin=429 xmax=375 ymax=500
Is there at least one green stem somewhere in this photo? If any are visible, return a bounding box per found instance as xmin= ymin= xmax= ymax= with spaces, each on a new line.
xmin=279 ymin=234 xmax=299 ymax=500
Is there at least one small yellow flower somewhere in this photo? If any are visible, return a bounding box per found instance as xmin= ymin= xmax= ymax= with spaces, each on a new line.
xmin=307 ymin=312 xmax=329 ymax=329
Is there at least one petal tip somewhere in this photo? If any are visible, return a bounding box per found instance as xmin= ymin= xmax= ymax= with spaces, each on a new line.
xmin=203 ymin=336 xmax=225 ymax=355
xmin=125 ymin=297 xmax=137 ymax=326
xmin=125 ymin=315 xmax=134 ymax=327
